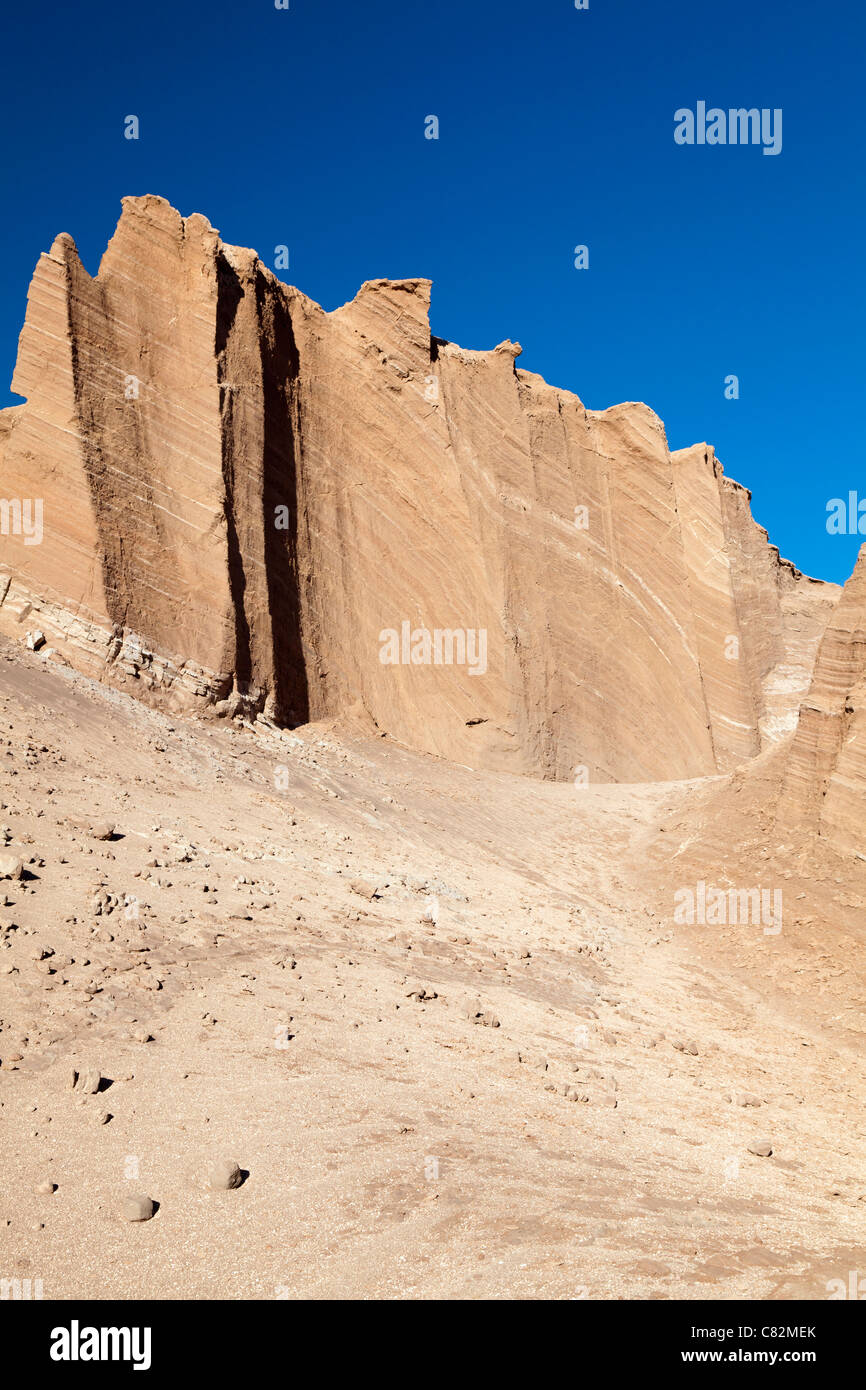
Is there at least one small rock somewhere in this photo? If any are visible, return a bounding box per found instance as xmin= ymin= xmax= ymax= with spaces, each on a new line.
xmin=71 ymin=1066 xmax=102 ymax=1095
xmin=26 ymin=630 xmax=46 ymax=652
xmin=0 ymin=855 xmax=23 ymax=881
xmin=121 ymin=1193 xmax=155 ymax=1222
xmin=747 ymin=1140 xmax=774 ymax=1158
xmin=517 ymin=1050 xmax=548 ymax=1072
xmin=729 ymin=1090 xmax=764 ymax=1108
xmin=207 ymin=1158 xmax=243 ymax=1191
xmin=349 ymin=879 xmax=379 ymax=901
xmin=405 ymin=983 xmax=438 ymax=1002
xmin=34 ymin=1179 xmax=56 ymax=1195
xmin=90 ymin=823 xmax=115 ymax=842
xmin=460 ymin=999 xmax=499 ymax=1027
xmin=634 ymin=1259 xmax=671 ymax=1276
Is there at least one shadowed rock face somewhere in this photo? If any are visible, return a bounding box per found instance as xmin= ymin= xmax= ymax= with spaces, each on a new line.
xmin=781 ymin=545 xmax=866 ymax=849
xmin=0 ymin=195 xmax=840 ymax=782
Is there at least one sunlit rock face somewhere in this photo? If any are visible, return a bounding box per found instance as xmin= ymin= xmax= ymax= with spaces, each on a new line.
xmin=0 ymin=195 xmax=839 ymax=782
xmin=781 ymin=545 xmax=866 ymax=850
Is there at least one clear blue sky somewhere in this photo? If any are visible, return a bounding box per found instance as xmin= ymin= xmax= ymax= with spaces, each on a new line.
xmin=1 ymin=0 xmax=863 ymax=583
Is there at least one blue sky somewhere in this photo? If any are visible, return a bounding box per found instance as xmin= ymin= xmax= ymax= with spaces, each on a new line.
xmin=1 ymin=0 xmax=863 ymax=583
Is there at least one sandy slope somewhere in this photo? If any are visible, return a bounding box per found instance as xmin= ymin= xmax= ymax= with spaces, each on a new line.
xmin=0 ymin=639 xmax=864 ymax=1300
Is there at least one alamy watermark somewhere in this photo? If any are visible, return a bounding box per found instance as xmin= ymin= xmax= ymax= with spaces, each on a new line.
xmin=1 ymin=1277 xmax=43 ymax=1300
xmin=826 ymin=492 xmax=866 ymax=535
xmin=674 ymin=103 xmax=782 ymax=156
xmin=0 ymin=497 xmax=43 ymax=545
xmin=379 ymin=622 xmax=487 ymax=677
xmin=50 ymin=1323 xmax=151 ymax=1371
xmin=827 ymin=1271 xmax=866 ymax=1300
xmin=674 ymin=881 xmax=782 ymax=935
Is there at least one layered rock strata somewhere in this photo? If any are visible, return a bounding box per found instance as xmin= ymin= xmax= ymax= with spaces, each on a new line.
xmin=0 ymin=196 xmax=839 ymax=782
xmin=780 ymin=546 xmax=866 ymax=849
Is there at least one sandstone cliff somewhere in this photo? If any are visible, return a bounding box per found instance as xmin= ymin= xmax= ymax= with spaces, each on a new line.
xmin=780 ymin=545 xmax=866 ymax=849
xmin=0 ymin=195 xmax=839 ymax=782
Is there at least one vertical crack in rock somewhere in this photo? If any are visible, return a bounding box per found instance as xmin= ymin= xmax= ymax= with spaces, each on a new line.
xmin=216 ymin=252 xmax=254 ymax=704
xmin=215 ymin=252 xmax=310 ymax=724
xmin=256 ymin=271 xmax=309 ymax=727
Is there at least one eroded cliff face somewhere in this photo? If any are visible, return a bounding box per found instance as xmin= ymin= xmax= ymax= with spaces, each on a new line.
xmin=780 ymin=546 xmax=866 ymax=849
xmin=672 ymin=445 xmax=840 ymax=768
xmin=0 ymin=195 xmax=839 ymax=782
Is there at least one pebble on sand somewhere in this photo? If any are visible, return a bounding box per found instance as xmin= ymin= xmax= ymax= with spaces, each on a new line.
xmin=0 ymin=855 xmax=23 ymax=880
xmin=729 ymin=1090 xmax=764 ymax=1108
xmin=461 ymin=1000 xmax=500 ymax=1028
xmin=207 ymin=1159 xmax=243 ymax=1191
xmin=69 ymin=1066 xmax=102 ymax=1095
xmin=121 ymin=1194 xmax=155 ymax=1222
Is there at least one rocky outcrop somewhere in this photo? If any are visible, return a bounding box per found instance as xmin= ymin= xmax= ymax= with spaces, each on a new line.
xmin=0 ymin=195 xmax=839 ymax=782
xmin=780 ymin=545 xmax=866 ymax=849
xmin=672 ymin=445 xmax=839 ymax=768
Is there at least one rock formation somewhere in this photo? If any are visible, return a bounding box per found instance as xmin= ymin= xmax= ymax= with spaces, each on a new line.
xmin=780 ymin=544 xmax=866 ymax=849
xmin=0 ymin=195 xmax=840 ymax=782
xmin=1 ymin=203 xmax=864 ymax=1309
